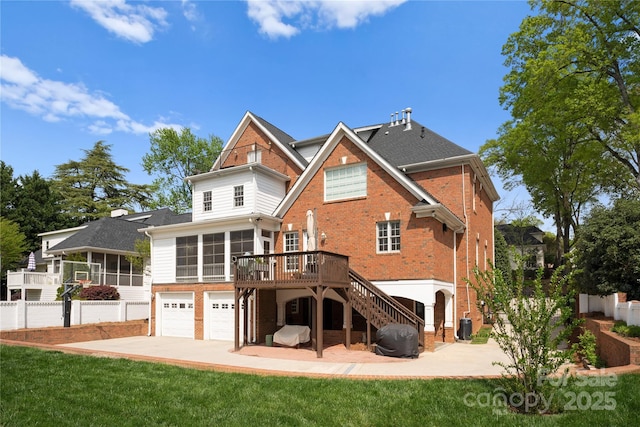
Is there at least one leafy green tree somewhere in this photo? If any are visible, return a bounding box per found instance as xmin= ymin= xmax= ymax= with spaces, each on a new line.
xmin=0 ymin=162 xmax=18 ymax=219
xmin=574 ymin=199 xmax=640 ymax=299
xmin=13 ymin=171 xmax=69 ymax=251
xmin=485 ymin=0 xmax=640 ymax=263
xmin=494 ymin=226 xmax=512 ymax=287
xmin=0 ymin=217 xmax=28 ymax=276
xmin=142 ymin=127 xmax=223 ymax=213
xmin=500 ymin=0 xmax=639 ymax=190
xmin=52 ymin=141 xmax=152 ymax=224
xmin=468 ymin=263 xmax=578 ymax=413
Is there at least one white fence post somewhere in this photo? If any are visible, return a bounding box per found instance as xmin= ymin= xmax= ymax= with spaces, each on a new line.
xmin=72 ymin=300 xmax=81 ymax=326
xmin=17 ymin=300 xmax=26 ymax=329
xmin=120 ymin=301 xmax=127 ymax=321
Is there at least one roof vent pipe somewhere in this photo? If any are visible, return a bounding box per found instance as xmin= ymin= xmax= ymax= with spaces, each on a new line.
xmin=395 ymin=112 xmax=399 ymax=126
xmin=401 ymin=109 xmax=406 ymax=125
xmin=404 ymin=107 xmax=412 ymax=131
xmin=390 ymin=113 xmax=394 ymax=126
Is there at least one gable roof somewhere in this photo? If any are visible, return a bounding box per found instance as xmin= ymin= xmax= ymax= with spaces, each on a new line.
xmin=47 ymin=208 xmax=190 ymax=255
xmin=210 ymin=111 xmax=307 ymax=171
xmin=496 ymin=224 xmax=545 ymax=246
xmin=273 ymin=122 xmax=466 ymax=232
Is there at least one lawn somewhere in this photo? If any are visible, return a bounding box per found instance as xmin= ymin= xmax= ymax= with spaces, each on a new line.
xmin=1 ymin=345 xmax=638 ymax=426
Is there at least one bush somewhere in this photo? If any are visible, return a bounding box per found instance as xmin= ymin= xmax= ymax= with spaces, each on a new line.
xmin=571 ymin=329 xmax=604 ymax=368
xmin=611 ymin=320 xmax=640 ymax=338
xmin=78 ymin=285 xmax=120 ymax=300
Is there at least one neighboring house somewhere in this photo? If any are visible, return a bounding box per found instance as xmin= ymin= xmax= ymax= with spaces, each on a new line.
xmin=6 ymin=208 xmax=189 ymax=301
xmin=496 ymin=224 xmax=545 ymax=270
xmin=142 ymin=109 xmax=499 ymax=353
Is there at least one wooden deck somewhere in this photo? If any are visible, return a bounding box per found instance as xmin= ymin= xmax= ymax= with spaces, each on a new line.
xmin=233 ymin=251 xmax=350 ymax=289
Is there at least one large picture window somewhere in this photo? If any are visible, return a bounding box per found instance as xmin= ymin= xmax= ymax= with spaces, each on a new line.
xmin=377 ymin=221 xmax=401 ymax=253
xmin=325 ymin=163 xmax=367 ymax=202
xmin=176 ymin=235 xmax=198 ymax=282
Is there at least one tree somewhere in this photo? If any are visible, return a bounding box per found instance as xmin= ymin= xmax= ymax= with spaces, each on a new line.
xmin=494 ymin=226 xmax=512 ymax=287
xmin=501 ymin=0 xmax=640 ymax=190
xmin=574 ymin=199 xmax=640 ymax=299
xmin=142 ymin=127 xmax=223 ymax=213
xmin=484 ymin=0 xmax=640 ymax=262
xmin=0 ymin=217 xmax=28 ymax=276
xmin=13 ymin=171 xmax=69 ymax=251
xmin=52 ymin=141 xmax=152 ymax=225
xmin=468 ymin=264 xmax=578 ymax=414
xmin=0 ymin=162 xmax=18 ymax=219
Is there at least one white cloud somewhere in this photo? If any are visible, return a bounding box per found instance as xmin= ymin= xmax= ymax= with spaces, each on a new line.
xmin=181 ymin=0 xmax=201 ymax=29
xmin=70 ymin=0 xmax=168 ymax=44
xmin=0 ymin=54 xmax=179 ymax=135
xmin=246 ymin=0 xmax=406 ymax=39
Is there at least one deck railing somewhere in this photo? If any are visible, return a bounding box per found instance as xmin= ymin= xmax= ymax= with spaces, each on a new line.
xmin=234 ymin=251 xmax=350 ymax=288
xmin=7 ymin=271 xmax=60 ymax=287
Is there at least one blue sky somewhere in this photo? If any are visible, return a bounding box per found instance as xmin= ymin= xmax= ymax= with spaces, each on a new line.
xmin=1 ymin=1 xmax=540 ymax=226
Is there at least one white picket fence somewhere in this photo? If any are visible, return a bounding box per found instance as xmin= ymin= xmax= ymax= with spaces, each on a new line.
xmin=579 ymin=293 xmax=640 ymax=326
xmin=0 ymin=300 xmax=149 ymax=331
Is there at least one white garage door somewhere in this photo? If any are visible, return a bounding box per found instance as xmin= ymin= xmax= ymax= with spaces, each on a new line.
xmin=208 ymin=292 xmax=241 ymax=341
xmin=160 ymin=293 xmax=194 ymax=338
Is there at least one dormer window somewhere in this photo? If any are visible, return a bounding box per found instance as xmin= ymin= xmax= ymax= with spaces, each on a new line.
xmin=203 ymin=191 xmax=212 ymax=212
xmin=234 ymin=185 xmax=244 ymax=207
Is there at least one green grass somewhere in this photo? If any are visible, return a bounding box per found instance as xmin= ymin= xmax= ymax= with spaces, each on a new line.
xmin=471 ymin=325 xmax=493 ymax=344
xmin=1 ymin=345 xmax=639 ymax=426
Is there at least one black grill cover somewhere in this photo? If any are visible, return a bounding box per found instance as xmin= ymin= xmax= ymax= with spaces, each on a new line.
xmin=374 ymin=324 xmax=419 ymax=358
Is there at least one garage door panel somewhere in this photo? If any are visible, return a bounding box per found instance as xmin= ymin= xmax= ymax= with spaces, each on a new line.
xmin=160 ymin=293 xmax=194 ymax=338
xmin=208 ymin=292 xmax=241 ymax=341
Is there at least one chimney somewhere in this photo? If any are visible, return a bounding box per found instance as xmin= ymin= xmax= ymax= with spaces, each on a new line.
xmin=404 ymin=107 xmax=412 ymax=131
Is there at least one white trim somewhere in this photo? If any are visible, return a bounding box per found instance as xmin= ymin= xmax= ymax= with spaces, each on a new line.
xmin=274 ymin=122 xmax=440 ymax=217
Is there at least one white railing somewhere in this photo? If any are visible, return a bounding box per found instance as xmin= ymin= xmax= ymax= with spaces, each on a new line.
xmin=7 ymin=271 xmax=59 ymax=287
xmin=579 ymin=293 xmax=640 ymax=326
xmin=0 ymin=300 xmax=149 ymax=331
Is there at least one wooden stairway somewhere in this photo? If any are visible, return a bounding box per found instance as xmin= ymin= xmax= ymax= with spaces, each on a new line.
xmin=348 ymin=269 xmax=425 ymax=350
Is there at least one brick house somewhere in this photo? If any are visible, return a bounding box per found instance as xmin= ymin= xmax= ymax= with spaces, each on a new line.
xmin=142 ymin=109 xmax=498 ymax=353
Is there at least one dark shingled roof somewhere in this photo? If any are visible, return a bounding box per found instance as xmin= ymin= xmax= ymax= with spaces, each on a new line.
xmin=49 ymin=208 xmax=190 ymax=253
xmin=253 ymin=114 xmax=308 ymax=166
xmin=365 ymin=120 xmax=473 ymax=167
xmin=496 ymin=224 xmax=545 ymax=246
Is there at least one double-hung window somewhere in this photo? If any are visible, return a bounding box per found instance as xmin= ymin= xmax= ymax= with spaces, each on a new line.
xmin=234 ymin=185 xmax=244 ymax=207
xmin=377 ymin=221 xmax=401 ymax=253
xmin=284 ymin=231 xmax=299 ymax=271
xmin=325 ymin=163 xmax=367 ymax=202
xmin=203 ymin=191 xmax=212 ymax=212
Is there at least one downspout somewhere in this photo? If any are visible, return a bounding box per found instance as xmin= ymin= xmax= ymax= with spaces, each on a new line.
xmin=453 ymin=230 xmax=457 ymax=336
xmin=145 ymin=230 xmax=153 ymax=337
xmin=462 ymin=164 xmax=471 ymax=318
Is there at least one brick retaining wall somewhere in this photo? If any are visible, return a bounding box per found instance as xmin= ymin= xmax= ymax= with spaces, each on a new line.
xmin=0 ymin=320 xmax=148 ymax=345
xmin=583 ymin=317 xmax=640 ymax=367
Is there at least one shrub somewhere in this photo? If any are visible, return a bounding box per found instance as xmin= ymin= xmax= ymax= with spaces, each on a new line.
xmin=611 ymin=320 xmax=640 ymax=338
xmin=78 ymin=285 xmax=120 ymax=300
xmin=571 ymin=329 xmax=604 ymax=368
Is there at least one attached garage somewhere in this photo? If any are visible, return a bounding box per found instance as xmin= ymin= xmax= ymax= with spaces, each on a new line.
xmin=157 ymin=293 xmax=194 ymax=338
xmin=206 ymin=291 xmax=244 ymax=341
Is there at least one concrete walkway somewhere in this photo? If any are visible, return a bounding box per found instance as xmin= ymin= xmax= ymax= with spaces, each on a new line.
xmin=57 ymin=336 xmax=513 ymax=379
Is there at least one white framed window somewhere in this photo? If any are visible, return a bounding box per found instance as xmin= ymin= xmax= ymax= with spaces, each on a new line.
xmin=234 ymin=185 xmax=244 ymax=207
xmin=247 ymin=149 xmax=262 ymax=163
xmin=203 ymin=191 xmax=212 ymax=212
xmin=377 ymin=221 xmax=401 ymax=253
xmin=325 ymin=163 xmax=367 ymax=202
xmin=284 ymin=231 xmax=299 ymax=271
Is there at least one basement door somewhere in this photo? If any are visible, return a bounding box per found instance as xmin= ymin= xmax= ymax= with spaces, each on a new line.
xmin=207 ymin=291 xmax=243 ymax=341
xmin=159 ymin=293 xmax=194 ymax=338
